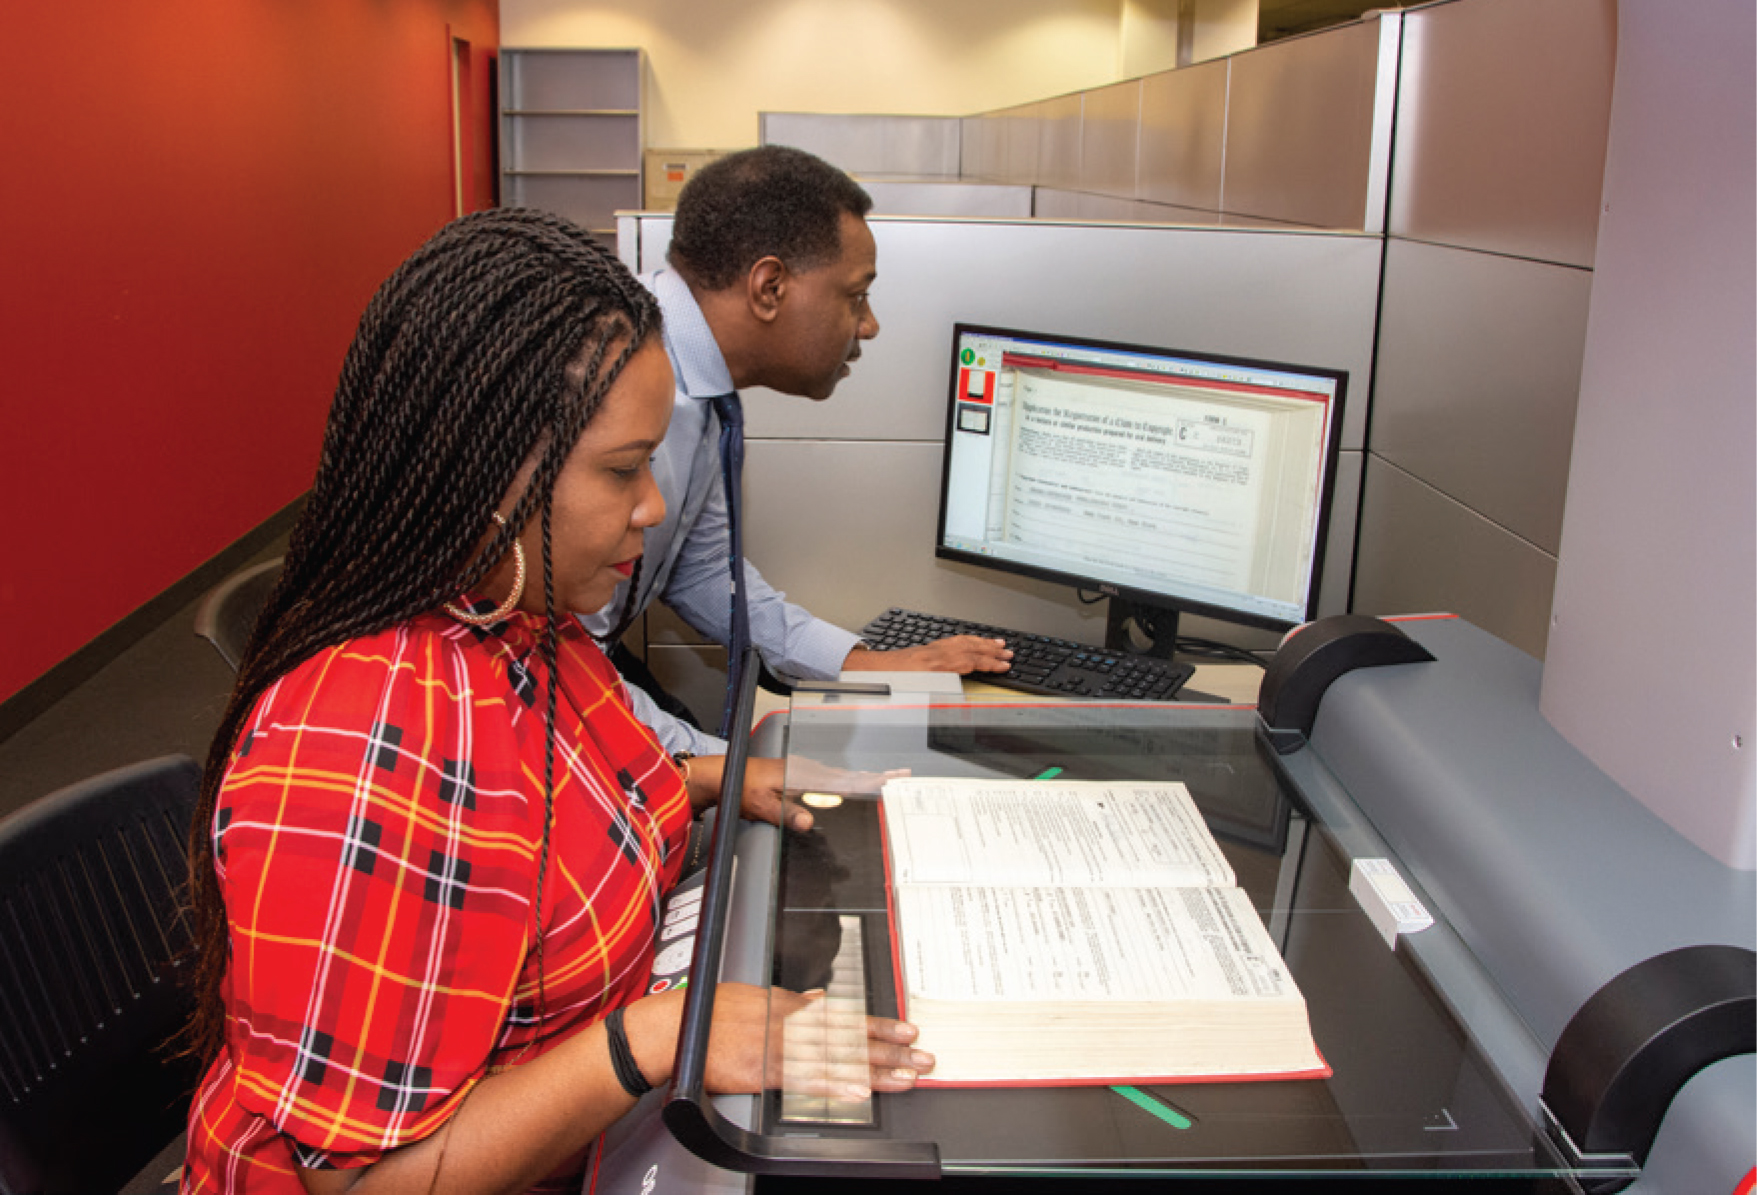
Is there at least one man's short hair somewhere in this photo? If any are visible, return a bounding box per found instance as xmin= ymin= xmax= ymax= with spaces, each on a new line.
xmin=667 ymin=146 xmax=874 ymax=292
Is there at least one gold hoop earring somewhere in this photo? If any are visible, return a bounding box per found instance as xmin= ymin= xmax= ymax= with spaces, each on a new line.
xmin=444 ymin=512 xmax=526 ymax=626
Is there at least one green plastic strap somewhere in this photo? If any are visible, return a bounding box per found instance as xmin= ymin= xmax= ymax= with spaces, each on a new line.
xmin=1111 ymin=1085 xmax=1193 ymax=1129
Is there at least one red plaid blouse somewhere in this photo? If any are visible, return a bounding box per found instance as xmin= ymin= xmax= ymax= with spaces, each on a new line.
xmin=183 ymin=609 xmax=690 ymax=1193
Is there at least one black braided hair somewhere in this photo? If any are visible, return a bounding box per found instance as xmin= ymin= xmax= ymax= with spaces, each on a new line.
xmin=181 ymin=208 xmax=662 ymax=1066
xmin=666 ymin=146 xmax=873 ymax=292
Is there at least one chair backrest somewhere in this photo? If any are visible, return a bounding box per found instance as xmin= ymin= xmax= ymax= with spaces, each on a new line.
xmin=192 ymin=558 xmax=283 ymax=671
xmin=0 ymin=756 xmax=203 ymax=1195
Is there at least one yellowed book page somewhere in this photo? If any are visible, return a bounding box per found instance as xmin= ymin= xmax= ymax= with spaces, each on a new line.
xmin=896 ymin=883 xmax=1299 ymax=1005
xmin=882 ymin=777 xmax=1234 ymax=889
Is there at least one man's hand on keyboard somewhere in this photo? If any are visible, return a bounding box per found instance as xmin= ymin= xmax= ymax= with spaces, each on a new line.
xmin=844 ymin=636 xmax=1013 ymax=676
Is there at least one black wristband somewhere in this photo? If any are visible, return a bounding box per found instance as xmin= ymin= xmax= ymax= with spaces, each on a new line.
xmin=604 ymin=1006 xmax=654 ymax=1097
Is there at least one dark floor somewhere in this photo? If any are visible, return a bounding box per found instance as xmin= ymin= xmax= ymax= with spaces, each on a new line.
xmin=0 ymin=537 xmax=288 ymax=822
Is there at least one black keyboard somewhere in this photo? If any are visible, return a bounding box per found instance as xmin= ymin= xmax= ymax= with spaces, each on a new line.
xmin=858 ymin=607 xmax=1195 ymax=702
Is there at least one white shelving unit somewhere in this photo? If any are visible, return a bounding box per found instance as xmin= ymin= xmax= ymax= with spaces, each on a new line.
xmin=500 ymin=48 xmax=644 ymax=247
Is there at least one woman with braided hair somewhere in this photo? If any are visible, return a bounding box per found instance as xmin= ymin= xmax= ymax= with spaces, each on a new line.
xmin=180 ymin=209 xmax=930 ymax=1194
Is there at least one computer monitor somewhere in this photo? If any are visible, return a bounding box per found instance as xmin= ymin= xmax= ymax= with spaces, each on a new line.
xmin=935 ymin=323 xmax=1348 ymax=654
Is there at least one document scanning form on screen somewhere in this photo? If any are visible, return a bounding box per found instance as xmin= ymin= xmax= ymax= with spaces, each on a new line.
xmin=939 ymin=328 xmax=1341 ymax=628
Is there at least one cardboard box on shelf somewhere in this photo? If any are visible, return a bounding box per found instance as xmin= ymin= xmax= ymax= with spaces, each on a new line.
xmin=642 ymin=149 xmax=735 ymax=210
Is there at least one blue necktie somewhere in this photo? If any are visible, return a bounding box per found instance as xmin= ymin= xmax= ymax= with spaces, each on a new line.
xmin=707 ymin=391 xmax=750 ymax=738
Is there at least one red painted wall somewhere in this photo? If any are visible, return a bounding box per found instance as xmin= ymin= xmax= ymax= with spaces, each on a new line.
xmin=0 ymin=0 xmax=500 ymax=704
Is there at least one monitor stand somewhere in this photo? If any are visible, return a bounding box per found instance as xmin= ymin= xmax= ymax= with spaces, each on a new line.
xmin=1105 ymin=597 xmax=1180 ymax=660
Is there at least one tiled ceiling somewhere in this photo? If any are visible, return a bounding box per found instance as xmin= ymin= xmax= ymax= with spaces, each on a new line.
xmin=1259 ymin=0 xmax=1416 ymax=41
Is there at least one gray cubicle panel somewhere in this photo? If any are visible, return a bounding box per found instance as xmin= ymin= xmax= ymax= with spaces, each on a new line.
xmin=1389 ymin=0 xmax=1613 ymax=268
xmin=1353 ymin=458 xmax=1559 ymax=660
xmin=999 ymin=106 xmax=1042 ymax=185
xmin=632 ymin=215 xmax=1381 ymax=446
xmin=620 ymin=214 xmax=1380 ymax=718
xmin=757 ymin=112 xmax=963 ymax=179
xmin=1357 ymin=234 xmax=1592 ymax=657
xmin=1222 ymin=17 xmax=1394 ymax=231
xmin=1349 ymin=0 xmax=1614 ymax=665
xmin=955 ymin=11 xmax=1398 ymax=234
xmin=1135 ymin=58 xmax=1228 ymax=213
xmin=859 ymin=179 xmax=1032 ymax=219
xmin=1077 ymin=79 xmax=1144 ymax=199
xmin=1034 ymin=94 xmax=1083 ymax=195
xmin=1369 ymin=239 xmax=1591 ymax=560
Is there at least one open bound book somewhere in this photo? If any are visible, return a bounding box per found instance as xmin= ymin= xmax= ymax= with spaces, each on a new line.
xmin=880 ymin=776 xmax=1329 ymax=1086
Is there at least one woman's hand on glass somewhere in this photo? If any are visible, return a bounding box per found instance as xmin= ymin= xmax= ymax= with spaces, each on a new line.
xmin=626 ymin=984 xmax=933 ymax=1100
xmin=682 ymin=755 xmax=810 ymax=830
xmin=685 ymin=755 xmax=912 ymax=832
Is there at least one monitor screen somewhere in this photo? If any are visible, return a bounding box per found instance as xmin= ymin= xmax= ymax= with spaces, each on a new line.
xmin=935 ymin=323 xmax=1347 ymax=633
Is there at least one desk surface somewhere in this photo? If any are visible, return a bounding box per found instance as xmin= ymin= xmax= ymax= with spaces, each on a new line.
xmin=666 ymin=698 xmax=1631 ymax=1186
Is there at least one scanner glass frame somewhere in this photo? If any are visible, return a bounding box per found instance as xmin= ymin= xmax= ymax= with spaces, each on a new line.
xmin=659 ymin=693 xmax=1641 ymax=1185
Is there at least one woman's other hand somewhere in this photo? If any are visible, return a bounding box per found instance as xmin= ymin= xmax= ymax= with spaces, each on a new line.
xmin=624 ymin=984 xmax=932 ymax=1100
xmin=685 ymin=755 xmax=912 ymax=832
xmin=683 ymin=755 xmax=810 ymax=831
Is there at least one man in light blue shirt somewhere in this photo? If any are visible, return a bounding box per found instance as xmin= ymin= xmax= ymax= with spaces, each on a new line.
xmin=582 ymin=147 xmax=1011 ymax=766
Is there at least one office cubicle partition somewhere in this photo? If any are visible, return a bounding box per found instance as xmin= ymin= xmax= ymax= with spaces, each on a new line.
xmin=617 ymin=214 xmax=1380 ymax=725
xmin=957 ymin=15 xmax=1399 ymax=232
xmin=755 ymin=0 xmax=1613 ymax=661
xmin=757 ymin=112 xmax=962 ymax=178
xmin=1354 ymin=0 xmax=1613 ymax=659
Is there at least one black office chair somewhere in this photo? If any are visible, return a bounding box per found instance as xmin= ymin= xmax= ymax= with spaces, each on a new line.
xmin=0 ymin=756 xmax=204 ymax=1195
xmin=192 ymin=557 xmax=283 ymax=671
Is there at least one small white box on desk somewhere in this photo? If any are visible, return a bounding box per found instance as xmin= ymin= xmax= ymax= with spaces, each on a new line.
xmin=1349 ymin=857 xmax=1435 ymax=948
xmin=833 ymin=670 xmax=964 ymax=696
